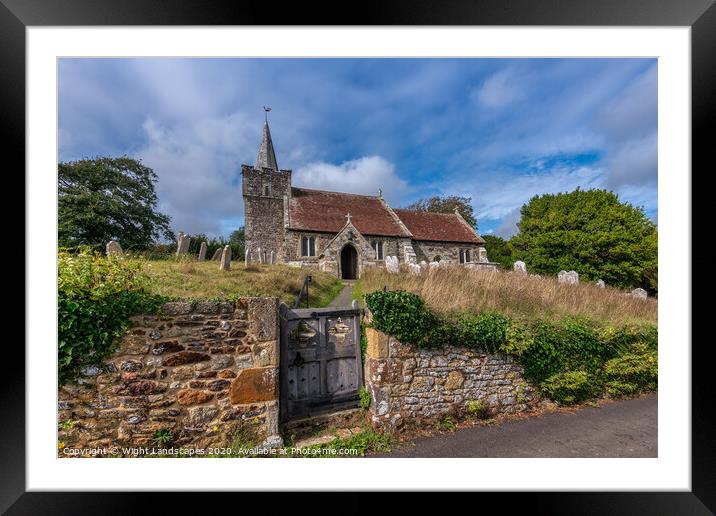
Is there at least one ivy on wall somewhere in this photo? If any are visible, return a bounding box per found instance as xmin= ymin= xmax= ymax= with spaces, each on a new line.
xmin=58 ymin=249 xmax=166 ymax=384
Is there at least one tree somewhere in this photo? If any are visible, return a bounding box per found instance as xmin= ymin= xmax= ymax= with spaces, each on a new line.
xmin=482 ymin=235 xmax=514 ymax=269
xmin=59 ymin=157 xmax=174 ymax=250
xmin=510 ymin=188 xmax=657 ymax=291
xmin=229 ymin=227 xmax=245 ymax=247
xmin=403 ymin=195 xmax=477 ymax=230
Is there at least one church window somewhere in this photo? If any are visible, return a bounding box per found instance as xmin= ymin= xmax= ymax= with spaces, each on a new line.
xmin=301 ymin=236 xmax=316 ymax=257
xmin=263 ymin=184 xmax=270 ymax=196
xmin=459 ymin=249 xmax=472 ymax=264
xmin=371 ymin=240 xmax=384 ymax=260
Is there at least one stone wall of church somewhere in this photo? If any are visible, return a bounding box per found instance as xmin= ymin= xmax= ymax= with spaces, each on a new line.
xmin=412 ymin=241 xmax=486 ymax=264
xmin=242 ymin=165 xmax=291 ymax=263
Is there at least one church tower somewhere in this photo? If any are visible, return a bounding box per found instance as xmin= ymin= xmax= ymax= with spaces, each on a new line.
xmin=241 ymin=110 xmax=291 ymax=263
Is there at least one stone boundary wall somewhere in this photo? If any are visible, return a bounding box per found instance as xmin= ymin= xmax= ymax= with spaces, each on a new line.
xmin=363 ymin=328 xmax=541 ymax=431
xmin=58 ymin=298 xmax=282 ymax=455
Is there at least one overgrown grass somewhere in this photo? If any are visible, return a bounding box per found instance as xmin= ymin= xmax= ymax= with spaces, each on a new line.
xmin=144 ymin=260 xmax=343 ymax=307
xmin=358 ymin=267 xmax=656 ymax=325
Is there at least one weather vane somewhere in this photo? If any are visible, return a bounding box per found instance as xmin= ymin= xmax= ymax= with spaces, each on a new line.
xmin=263 ymin=106 xmax=272 ymax=121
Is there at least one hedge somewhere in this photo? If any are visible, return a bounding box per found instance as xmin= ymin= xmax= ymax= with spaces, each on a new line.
xmin=364 ymin=289 xmax=658 ymax=405
xmin=58 ymin=249 xmax=166 ymax=384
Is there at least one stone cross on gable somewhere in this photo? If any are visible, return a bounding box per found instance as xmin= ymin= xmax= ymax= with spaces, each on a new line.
xmin=345 ymin=213 xmax=352 ymax=224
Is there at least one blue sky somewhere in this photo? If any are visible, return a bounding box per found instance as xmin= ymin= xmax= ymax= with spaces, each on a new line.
xmin=59 ymin=58 xmax=657 ymax=238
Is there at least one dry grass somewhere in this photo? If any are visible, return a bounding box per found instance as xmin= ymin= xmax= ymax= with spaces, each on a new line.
xmin=358 ymin=267 xmax=657 ymax=325
xmin=143 ymin=260 xmax=344 ymax=307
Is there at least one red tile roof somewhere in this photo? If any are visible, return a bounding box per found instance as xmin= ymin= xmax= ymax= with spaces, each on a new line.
xmin=289 ymin=188 xmax=411 ymax=237
xmin=392 ymin=209 xmax=485 ymax=244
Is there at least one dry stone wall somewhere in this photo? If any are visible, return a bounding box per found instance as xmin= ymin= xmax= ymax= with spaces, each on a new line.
xmin=58 ymin=298 xmax=281 ymax=455
xmin=363 ymin=328 xmax=540 ymax=431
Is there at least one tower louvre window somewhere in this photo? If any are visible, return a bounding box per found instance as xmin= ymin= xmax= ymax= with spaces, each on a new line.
xmin=264 ymin=185 xmax=270 ymax=196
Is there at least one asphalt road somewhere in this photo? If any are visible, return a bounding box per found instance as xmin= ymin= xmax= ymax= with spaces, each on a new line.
xmin=378 ymin=393 xmax=657 ymax=458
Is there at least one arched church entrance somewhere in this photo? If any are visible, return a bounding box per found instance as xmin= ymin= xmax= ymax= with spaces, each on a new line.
xmin=340 ymin=245 xmax=358 ymax=280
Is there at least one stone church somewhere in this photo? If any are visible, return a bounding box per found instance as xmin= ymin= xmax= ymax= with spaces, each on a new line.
xmin=242 ymin=118 xmax=495 ymax=279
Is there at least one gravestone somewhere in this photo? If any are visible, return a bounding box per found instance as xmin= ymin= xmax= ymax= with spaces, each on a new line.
xmin=558 ymin=270 xmax=579 ymax=285
xmin=211 ymin=248 xmax=222 ymax=261
xmin=408 ymin=263 xmax=421 ymax=275
xmin=595 ymin=279 xmax=606 ymax=288
xmin=106 ymin=240 xmax=123 ymax=257
xmin=513 ymin=261 xmax=527 ymax=274
xmin=631 ymin=288 xmax=647 ymax=299
xmin=385 ymin=256 xmax=399 ymax=274
xmin=245 ymin=248 xmax=250 ymax=266
xmin=257 ymin=247 xmax=263 ymax=264
xmin=428 ymin=261 xmax=440 ymax=270
xmin=219 ymin=245 xmax=231 ymax=271
xmin=198 ymin=242 xmax=207 ymax=261
xmin=270 ymin=251 xmax=275 ymax=264
xmin=176 ymin=232 xmax=191 ymax=257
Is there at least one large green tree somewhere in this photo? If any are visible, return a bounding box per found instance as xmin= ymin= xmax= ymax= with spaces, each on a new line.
xmin=59 ymin=157 xmax=174 ymax=250
xmin=510 ymin=188 xmax=657 ymax=291
xmin=403 ymin=195 xmax=477 ymax=230
xmin=482 ymin=235 xmax=514 ymax=269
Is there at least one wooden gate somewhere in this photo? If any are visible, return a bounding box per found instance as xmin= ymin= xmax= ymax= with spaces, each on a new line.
xmin=279 ymin=302 xmax=363 ymax=421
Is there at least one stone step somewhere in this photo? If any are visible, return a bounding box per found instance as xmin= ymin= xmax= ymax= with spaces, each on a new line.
xmin=281 ymin=408 xmax=366 ymax=444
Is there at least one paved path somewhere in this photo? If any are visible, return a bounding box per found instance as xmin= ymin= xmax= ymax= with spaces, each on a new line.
xmin=377 ymin=394 xmax=657 ymax=458
xmin=327 ymin=281 xmax=355 ymax=307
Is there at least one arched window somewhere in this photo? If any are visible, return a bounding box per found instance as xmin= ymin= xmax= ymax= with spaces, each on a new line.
xmin=301 ymin=236 xmax=316 ymax=257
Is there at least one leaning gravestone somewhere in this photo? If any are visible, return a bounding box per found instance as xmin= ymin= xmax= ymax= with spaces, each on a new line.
xmin=558 ymin=270 xmax=579 ymax=285
xmin=211 ymin=248 xmax=222 ymax=261
xmin=198 ymin=242 xmax=207 ymax=261
xmin=176 ymin=232 xmax=191 ymax=257
xmin=219 ymin=245 xmax=231 ymax=271
xmin=386 ymin=256 xmax=400 ymax=274
xmin=595 ymin=279 xmax=606 ymax=288
xmin=106 ymin=240 xmax=123 ymax=257
xmin=513 ymin=261 xmax=527 ymax=274
xmin=631 ymin=288 xmax=647 ymax=299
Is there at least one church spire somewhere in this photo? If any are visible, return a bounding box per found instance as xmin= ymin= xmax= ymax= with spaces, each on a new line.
xmin=255 ymin=107 xmax=278 ymax=170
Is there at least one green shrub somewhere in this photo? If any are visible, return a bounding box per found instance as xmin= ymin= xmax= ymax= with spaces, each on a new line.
xmin=425 ymin=319 xmax=461 ymax=348
xmin=359 ymin=386 xmax=371 ymax=410
xmin=436 ymin=416 xmax=456 ymax=431
xmin=558 ymin=317 xmax=605 ymax=373
xmin=458 ymin=311 xmax=511 ymax=353
xmin=151 ymin=428 xmax=174 ymax=447
xmin=540 ymin=370 xmax=601 ymax=405
xmin=58 ymin=249 xmax=165 ymax=384
xmin=516 ymin=321 xmax=565 ymax=384
xmin=365 ymin=290 xmax=436 ymax=346
xmin=467 ymin=400 xmax=491 ymax=419
xmin=603 ymin=350 xmax=657 ymax=396
xmin=601 ymin=324 xmax=658 ymax=355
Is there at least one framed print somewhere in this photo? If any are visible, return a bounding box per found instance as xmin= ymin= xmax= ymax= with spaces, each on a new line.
xmin=6 ymin=0 xmax=713 ymax=512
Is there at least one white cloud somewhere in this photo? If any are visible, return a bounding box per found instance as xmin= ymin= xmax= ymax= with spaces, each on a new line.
xmin=136 ymin=113 xmax=256 ymax=237
xmin=293 ymin=156 xmax=410 ymax=204
xmin=471 ymin=69 xmax=525 ymax=108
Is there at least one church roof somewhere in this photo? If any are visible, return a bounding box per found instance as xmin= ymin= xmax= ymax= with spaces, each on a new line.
xmin=289 ymin=188 xmax=412 ymax=237
xmin=392 ymin=209 xmax=485 ymax=244
xmin=255 ymin=121 xmax=278 ymax=170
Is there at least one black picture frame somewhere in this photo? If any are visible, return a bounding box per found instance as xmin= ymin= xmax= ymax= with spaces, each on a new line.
xmin=5 ymin=0 xmax=712 ymax=513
